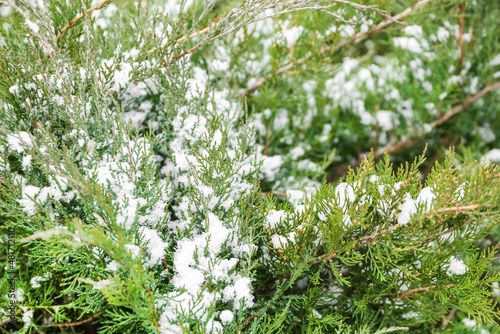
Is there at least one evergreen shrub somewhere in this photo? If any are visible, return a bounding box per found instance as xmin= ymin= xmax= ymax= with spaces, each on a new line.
xmin=1 ymin=0 xmax=500 ymax=333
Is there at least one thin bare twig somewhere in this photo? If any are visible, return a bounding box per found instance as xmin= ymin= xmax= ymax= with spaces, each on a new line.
xmin=373 ymin=81 xmax=500 ymax=159
xmin=48 ymin=312 xmax=103 ymax=327
xmin=153 ymin=0 xmax=400 ymax=66
xmin=391 ymin=284 xmax=454 ymax=299
xmin=165 ymin=2 xmax=346 ymax=63
xmin=260 ymin=191 xmax=287 ymax=197
xmin=327 ymin=0 xmax=439 ymax=51
xmin=359 ymin=204 xmax=485 ymax=248
xmin=414 ymin=219 xmax=475 ymax=247
xmin=331 ymin=0 xmax=404 ymax=24
xmin=147 ymin=0 xmax=393 ymax=57
xmin=435 ymin=204 xmax=479 ymax=213
xmin=55 ymin=0 xmax=112 ymax=43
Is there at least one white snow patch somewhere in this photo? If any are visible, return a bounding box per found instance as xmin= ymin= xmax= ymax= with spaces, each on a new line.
xmin=446 ymin=256 xmax=467 ymax=275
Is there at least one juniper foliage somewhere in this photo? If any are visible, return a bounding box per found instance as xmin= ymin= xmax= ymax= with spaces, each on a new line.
xmin=0 ymin=0 xmax=499 ymax=333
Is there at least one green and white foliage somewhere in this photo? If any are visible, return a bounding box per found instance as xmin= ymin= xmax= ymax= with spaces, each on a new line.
xmin=0 ymin=0 xmax=499 ymax=333
xmin=257 ymin=153 xmax=500 ymax=331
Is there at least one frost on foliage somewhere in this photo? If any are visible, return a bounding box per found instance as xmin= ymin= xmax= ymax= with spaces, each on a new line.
xmin=156 ymin=68 xmax=257 ymax=332
xmin=335 ymin=182 xmax=356 ymax=209
xmin=21 ymin=309 xmax=33 ymax=330
xmin=446 ymin=256 xmax=467 ymax=276
xmin=92 ymin=279 xmax=112 ymax=290
xmin=17 ymin=173 xmax=76 ymax=216
xmin=139 ymin=226 xmax=169 ymax=267
xmin=2 ymin=1 xmax=499 ymax=331
xmin=417 ymin=187 xmax=436 ymax=211
xmin=265 ymin=210 xmax=287 ymax=229
xmin=85 ymin=137 xmax=170 ymax=230
xmin=7 ymin=131 xmax=33 ymax=153
xmin=377 ymin=185 xmax=437 ymax=226
xmin=219 ymin=310 xmax=234 ymax=323
xmin=30 ymin=275 xmax=48 ymax=288
xmin=397 ymin=195 xmax=417 ymax=226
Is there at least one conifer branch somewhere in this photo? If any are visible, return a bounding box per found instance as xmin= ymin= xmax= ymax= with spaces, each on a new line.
xmin=390 ymin=284 xmax=454 ymax=299
xmin=435 ymin=204 xmax=480 ymax=213
xmin=55 ymin=0 xmax=112 ymax=43
xmin=147 ymin=0 xmax=396 ymax=57
xmin=3 ymin=0 xmax=500 ymax=330
xmin=359 ymin=205 xmax=485 ymax=247
xmin=327 ymin=0 xmax=438 ymax=51
xmin=414 ymin=219 xmax=474 ymax=247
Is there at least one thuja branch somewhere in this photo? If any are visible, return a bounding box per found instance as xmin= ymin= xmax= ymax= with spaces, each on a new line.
xmin=55 ymin=0 xmax=112 ymax=43
xmin=456 ymin=3 xmax=466 ymax=73
xmin=359 ymin=205 xmax=487 ymax=247
xmin=330 ymin=81 xmax=500 ymax=181
xmin=286 ymin=203 xmax=485 ymax=277
xmin=21 ymin=228 xmax=160 ymax=327
xmin=413 ymin=219 xmax=475 ymax=247
xmin=390 ymin=284 xmax=455 ymax=300
xmin=435 ymin=204 xmax=480 ymax=213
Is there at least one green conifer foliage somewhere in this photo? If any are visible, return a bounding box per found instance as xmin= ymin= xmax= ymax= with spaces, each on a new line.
xmin=0 ymin=0 xmax=499 ymax=333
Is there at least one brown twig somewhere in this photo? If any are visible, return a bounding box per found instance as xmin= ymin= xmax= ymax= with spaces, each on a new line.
xmin=148 ymin=0 xmax=395 ymax=58
xmin=330 ymin=82 xmax=500 ymax=181
xmin=414 ymin=219 xmax=475 ymax=247
xmin=49 ymin=312 xmax=103 ymax=327
xmin=55 ymin=0 xmax=112 ymax=43
xmin=434 ymin=204 xmax=479 ymax=213
xmin=278 ymin=202 xmax=484 ymax=280
xmin=391 ymin=284 xmax=454 ymax=300
xmin=440 ymin=308 xmax=457 ymax=328
xmin=326 ymin=0 xmax=438 ymax=52
xmin=0 ymin=0 xmax=57 ymax=58
xmin=165 ymin=2 xmax=346 ymax=64
xmin=158 ymin=0 xmax=401 ymax=67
